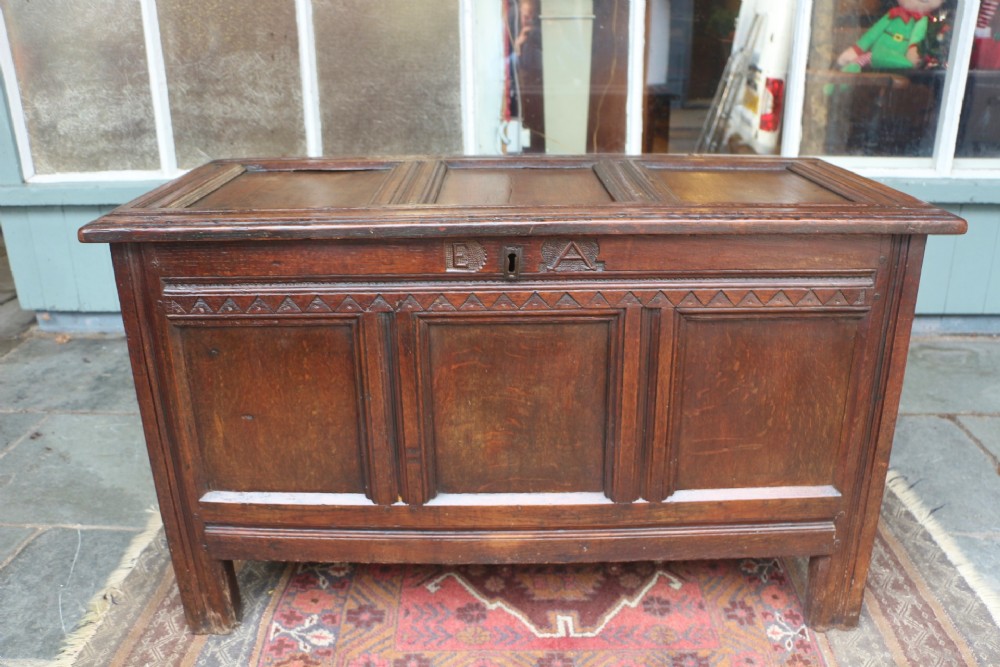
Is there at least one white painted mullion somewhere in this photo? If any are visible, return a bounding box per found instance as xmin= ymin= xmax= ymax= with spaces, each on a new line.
xmin=28 ymin=169 xmax=178 ymax=183
xmin=295 ymin=0 xmax=322 ymax=157
xmin=139 ymin=0 xmax=177 ymax=174
xmin=954 ymin=157 xmax=1000 ymax=171
xmin=624 ymin=0 xmax=646 ymax=155
xmin=931 ymin=0 xmax=979 ymax=176
xmin=781 ymin=0 xmax=812 ymax=158
xmin=826 ymin=155 xmax=936 ymax=179
xmin=0 ymin=8 xmax=35 ymax=180
xmin=459 ymin=0 xmax=477 ymax=156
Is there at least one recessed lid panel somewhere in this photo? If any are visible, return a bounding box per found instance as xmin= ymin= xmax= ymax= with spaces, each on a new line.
xmin=647 ymin=168 xmax=849 ymax=205
xmin=78 ymin=157 xmax=968 ymax=244
xmin=436 ymin=167 xmax=613 ymax=206
xmin=189 ymin=170 xmax=389 ymax=210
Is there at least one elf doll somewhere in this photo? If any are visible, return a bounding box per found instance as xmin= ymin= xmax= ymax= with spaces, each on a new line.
xmin=837 ymin=0 xmax=946 ymax=72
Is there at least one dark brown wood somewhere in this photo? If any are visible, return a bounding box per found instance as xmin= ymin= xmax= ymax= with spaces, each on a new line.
xmin=110 ymin=244 xmax=242 ymax=633
xmin=203 ymin=523 xmax=839 ymax=564
xmin=81 ymin=156 xmax=965 ymax=634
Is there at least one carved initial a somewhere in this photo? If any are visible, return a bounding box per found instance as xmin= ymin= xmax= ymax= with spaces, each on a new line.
xmin=540 ymin=240 xmax=605 ymax=272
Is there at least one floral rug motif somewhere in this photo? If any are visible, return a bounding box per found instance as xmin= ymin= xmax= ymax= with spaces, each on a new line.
xmin=258 ymin=558 xmax=823 ymax=667
xmin=66 ymin=485 xmax=1000 ymax=667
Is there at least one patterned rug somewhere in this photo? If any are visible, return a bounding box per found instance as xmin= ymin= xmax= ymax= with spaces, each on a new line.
xmin=61 ymin=479 xmax=1000 ymax=667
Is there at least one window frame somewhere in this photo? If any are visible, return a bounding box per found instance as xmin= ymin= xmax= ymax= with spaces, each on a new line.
xmin=782 ymin=0 xmax=999 ymax=183
xmin=0 ymin=0 xmax=998 ymax=192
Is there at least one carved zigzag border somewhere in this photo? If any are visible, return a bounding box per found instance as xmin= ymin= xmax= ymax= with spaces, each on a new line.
xmin=164 ymin=287 xmax=869 ymax=316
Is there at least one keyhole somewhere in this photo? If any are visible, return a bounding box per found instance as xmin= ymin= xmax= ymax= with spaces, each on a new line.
xmin=502 ymin=246 xmax=522 ymax=279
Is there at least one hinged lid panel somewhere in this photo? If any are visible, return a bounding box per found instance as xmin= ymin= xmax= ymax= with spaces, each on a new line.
xmin=79 ymin=156 xmax=967 ymax=243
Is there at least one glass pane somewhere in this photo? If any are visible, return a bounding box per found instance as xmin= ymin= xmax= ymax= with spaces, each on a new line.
xmin=1 ymin=0 xmax=158 ymax=173
xmin=642 ymin=1 xmax=796 ymax=155
xmin=157 ymin=0 xmax=305 ymax=168
xmin=955 ymin=1 xmax=1000 ymax=157
xmin=800 ymin=0 xmax=956 ymax=157
xmin=313 ymin=0 xmax=463 ymax=156
xmin=506 ymin=0 xmax=631 ymax=153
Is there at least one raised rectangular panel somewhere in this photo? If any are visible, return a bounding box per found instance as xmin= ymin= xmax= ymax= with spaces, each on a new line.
xmin=422 ymin=316 xmax=613 ymax=494
xmin=670 ymin=313 xmax=861 ymax=491
xmin=174 ymin=322 xmax=365 ymax=494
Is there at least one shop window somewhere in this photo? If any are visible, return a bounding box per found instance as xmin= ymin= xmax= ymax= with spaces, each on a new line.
xmin=157 ymin=0 xmax=306 ymax=168
xmin=956 ymin=0 xmax=1000 ymax=157
xmin=642 ymin=0 xmax=796 ymax=155
xmin=495 ymin=0 xmax=630 ymax=154
xmin=800 ymin=0 xmax=957 ymax=157
xmin=314 ymin=0 xmax=463 ymax=156
xmin=2 ymin=0 xmax=1000 ymax=179
xmin=0 ymin=0 xmax=158 ymax=174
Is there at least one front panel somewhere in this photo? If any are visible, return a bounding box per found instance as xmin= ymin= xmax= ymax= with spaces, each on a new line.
xmin=424 ymin=316 xmax=613 ymax=494
xmin=173 ymin=320 xmax=367 ymax=495
xmin=669 ymin=313 xmax=862 ymax=491
xmin=145 ymin=234 xmax=884 ymax=543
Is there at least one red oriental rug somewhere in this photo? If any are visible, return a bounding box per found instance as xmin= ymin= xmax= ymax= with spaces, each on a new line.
xmin=258 ymin=558 xmax=816 ymax=666
xmin=62 ymin=478 xmax=1000 ymax=666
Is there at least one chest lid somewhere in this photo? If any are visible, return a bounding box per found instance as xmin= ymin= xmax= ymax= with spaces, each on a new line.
xmin=78 ymin=156 xmax=966 ymax=243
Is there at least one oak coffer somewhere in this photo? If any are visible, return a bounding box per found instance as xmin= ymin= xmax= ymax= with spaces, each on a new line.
xmin=80 ymin=156 xmax=966 ymax=633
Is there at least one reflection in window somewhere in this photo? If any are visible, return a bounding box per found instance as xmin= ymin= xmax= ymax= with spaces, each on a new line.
xmin=313 ymin=0 xmax=463 ymax=156
xmin=956 ymin=0 xmax=1000 ymax=157
xmin=801 ymin=0 xmax=956 ymax=157
xmin=0 ymin=0 xmax=158 ymax=173
xmin=157 ymin=0 xmax=305 ymax=168
xmin=500 ymin=0 xmax=630 ymax=154
xmin=641 ymin=1 xmax=796 ymax=156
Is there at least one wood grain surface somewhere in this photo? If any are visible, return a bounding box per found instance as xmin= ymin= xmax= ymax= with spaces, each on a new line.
xmin=83 ymin=156 xmax=965 ymax=634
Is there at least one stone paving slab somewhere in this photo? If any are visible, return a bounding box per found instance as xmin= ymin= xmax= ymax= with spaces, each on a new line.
xmin=0 ymin=339 xmax=20 ymax=360
xmin=0 ymin=527 xmax=35 ymax=565
xmin=900 ymin=339 xmax=1000 ymax=415
xmin=0 ymin=527 xmax=135 ymax=661
xmin=0 ymin=337 xmax=136 ymax=413
xmin=955 ymin=415 xmax=1000 ymax=469
xmin=889 ymin=415 xmax=1000 ymax=596
xmin=0 ymin=414 xmax=43 ymax=454
xmin=0 ymin=300 xmax=34 ymax=341
xmin=0 ymin=413 xmax=155 ymax=528
xmin=0 ymin=659 xmax=51 ymax=666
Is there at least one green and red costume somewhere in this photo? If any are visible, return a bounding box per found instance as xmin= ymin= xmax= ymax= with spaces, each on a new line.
xmin=845 ymin=7 xmax=929 ymax=71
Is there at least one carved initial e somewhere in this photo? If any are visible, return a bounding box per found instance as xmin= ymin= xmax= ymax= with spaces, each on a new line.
xmin=445 ymin=241 xmax=487 ymax=272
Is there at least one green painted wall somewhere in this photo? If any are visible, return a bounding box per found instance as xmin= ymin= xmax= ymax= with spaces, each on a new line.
xmin=1 ymin=201 xmax=997 ymax=317
xmin=0 ymin=205 xmax=119 ymax=312
xmin=916 ymin=205 xmax=1000 ymax=315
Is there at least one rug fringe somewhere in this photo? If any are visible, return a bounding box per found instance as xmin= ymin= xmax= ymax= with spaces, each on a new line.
xmin=52 ymin=508 xmax=164 ymax=667
xmin=886 ymin=470 xmax=1000 ymax=628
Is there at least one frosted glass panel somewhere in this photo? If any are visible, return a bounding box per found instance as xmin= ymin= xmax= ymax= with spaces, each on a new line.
xmin=313 ymin=0 xmax=463 ymax=155
xmin=157 ymin=0 xmax=305 ymax=168
xmin=1 ymin=0 xmax=158 ymax=173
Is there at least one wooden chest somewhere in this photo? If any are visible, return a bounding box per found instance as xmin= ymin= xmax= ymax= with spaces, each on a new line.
xmin=80 ymin=156 xmax=965 ymax=633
